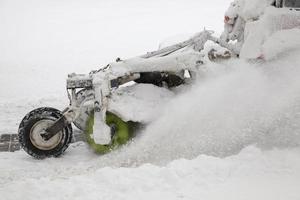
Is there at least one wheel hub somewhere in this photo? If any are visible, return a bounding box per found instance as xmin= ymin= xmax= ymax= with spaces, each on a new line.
xmin=30 ymin=119 xmax=63 ymax=150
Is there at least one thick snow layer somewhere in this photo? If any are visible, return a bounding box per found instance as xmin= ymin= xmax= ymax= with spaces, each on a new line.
xmin=235 ymin=0 xmax=274 ymax=20
xmin=109 ymin=84 xmax=174 ymax=123
xmin=262 ymin=28 xmax=300 ymax=60
xmin=240 ymin=7 xmax=300 ymax=59
xmin=1 ymin=144 xmax=300 ymax=200
xmin=1 ymin=0 xmax=300 ymax=199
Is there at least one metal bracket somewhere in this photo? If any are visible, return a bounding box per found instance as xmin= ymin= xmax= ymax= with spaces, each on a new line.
xmin=42 ymin=116 xmax=68 ymax=141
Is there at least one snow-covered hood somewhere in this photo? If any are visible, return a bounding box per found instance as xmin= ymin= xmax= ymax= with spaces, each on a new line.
xmin=240 ymin=6 xmax=300 ymax=59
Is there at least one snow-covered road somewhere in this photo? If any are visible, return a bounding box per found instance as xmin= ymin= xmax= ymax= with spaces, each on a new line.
xmin=1 ymin=0 xmax=300 ymax=199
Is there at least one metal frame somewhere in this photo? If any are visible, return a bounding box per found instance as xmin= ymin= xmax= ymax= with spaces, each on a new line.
xmin=40 ymin=30 xmax=239 ymax=145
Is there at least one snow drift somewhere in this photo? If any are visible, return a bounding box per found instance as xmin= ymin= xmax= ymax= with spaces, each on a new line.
xmin=94 ymin=47 xmax=300 ymax=167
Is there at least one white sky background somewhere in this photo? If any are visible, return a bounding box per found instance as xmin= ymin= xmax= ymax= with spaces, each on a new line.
xmin=0 ymin=0 xmax=231 ymax=101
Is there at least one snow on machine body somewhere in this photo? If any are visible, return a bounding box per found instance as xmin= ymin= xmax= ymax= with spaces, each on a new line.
xmin=18 ymin=0 xmax=300 ymax=158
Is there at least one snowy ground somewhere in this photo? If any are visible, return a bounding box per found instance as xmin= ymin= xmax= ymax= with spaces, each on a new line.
xmin=1 ymin=143 xmax=300 ymax=200
xmin=1 ymin=0 xmax=300 ymax=199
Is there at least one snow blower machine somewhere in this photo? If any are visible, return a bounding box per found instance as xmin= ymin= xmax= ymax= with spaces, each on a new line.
xmin=18 ymin=0 xmax=300 ymax=158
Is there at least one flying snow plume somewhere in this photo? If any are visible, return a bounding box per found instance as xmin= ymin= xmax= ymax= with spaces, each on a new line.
xmin=96 ymin=49 xmax=300 ymax=167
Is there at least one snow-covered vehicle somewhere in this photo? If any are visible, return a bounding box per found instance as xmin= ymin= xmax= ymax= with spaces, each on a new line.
xmin=18 ymin=31 xmax=228 ymax=159
xmin=18 ymin=0 xmax=300 ymax=159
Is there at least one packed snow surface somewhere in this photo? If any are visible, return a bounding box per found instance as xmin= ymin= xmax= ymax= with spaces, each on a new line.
xmin=1 ymin=144 xmax=300 ymax=200
xmin=0 ymin=0 xmax=300 ymax=200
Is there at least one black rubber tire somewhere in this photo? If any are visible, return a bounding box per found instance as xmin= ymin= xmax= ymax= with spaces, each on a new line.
xmin=18 ymin=107 xmax=73 ymax=159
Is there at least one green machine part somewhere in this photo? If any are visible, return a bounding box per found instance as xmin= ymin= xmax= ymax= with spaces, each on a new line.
xmin=85 ymin=112 xmax=138 ymax=154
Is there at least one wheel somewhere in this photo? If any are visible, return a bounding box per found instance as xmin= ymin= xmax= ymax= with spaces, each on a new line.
xmin=18 ymin=107 xmax=73 ymax=159
xmin=85 ymin=112 xmax=137 ymax=154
